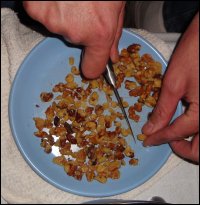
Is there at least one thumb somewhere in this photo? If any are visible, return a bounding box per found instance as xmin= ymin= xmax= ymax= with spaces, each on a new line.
xmin=143 ymin=103 xmax=199 ymax=146
xmin=81 ymin=45 xmax=111 ymax=79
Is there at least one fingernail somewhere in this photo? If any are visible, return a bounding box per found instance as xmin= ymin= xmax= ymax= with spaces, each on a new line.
xmin=143 ymin=144 xmax=152 ymax=148
xmin=143 ymin=140 xmax=151 ymax=147
xmin=142 ymin=121 xmax=154 ymax=135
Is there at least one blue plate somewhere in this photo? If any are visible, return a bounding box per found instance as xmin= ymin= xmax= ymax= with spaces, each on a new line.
xmin=9 ymin=29 xmax=182 ymax=197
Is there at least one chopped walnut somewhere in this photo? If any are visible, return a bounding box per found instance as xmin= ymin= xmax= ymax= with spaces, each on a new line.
xmin=137 ymin=134 xmax=147 ymax=141
xmin=40 ymin=92 xmax=53 ymax=102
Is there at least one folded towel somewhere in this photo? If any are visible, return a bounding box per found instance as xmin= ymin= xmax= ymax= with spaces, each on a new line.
xmin=1 ymin=8 xmax=182 ymax=204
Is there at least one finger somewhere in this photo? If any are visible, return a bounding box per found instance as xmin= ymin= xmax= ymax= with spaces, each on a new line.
xmin=143 ymin=104 xmax=199 ymax=146
xmin=142 ymin=74 xmax=184 ymax=135
xmin=81 ymin=45 xmax=110 ymax=79
xmin=170 ymin=134 xmax=199 ymax=163
xmin=23 ymin=2 xmax=48 ymax=24
xmin=110 ymin=3 xmax=125 ymax=62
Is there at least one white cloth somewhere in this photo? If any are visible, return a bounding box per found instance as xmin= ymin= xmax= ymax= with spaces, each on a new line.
xmin=1 ymin=8 xmax=198 ymax=204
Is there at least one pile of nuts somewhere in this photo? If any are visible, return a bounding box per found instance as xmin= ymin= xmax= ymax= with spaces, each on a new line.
xmin=113 ymin=44 xmax=162 ymax=123
xmin=33 ymin=43 xmax=163 ymax=183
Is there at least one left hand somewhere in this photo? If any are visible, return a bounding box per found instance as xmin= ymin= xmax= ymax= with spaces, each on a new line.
xmin=23 ymin=1 xmax=125 ymax=79
xmin=142 ymin=12 xmax=199 ymax=163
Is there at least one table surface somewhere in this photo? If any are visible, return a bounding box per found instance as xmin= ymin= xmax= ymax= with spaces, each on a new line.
xmin=1 ymin=32 xmax=199 ymax=204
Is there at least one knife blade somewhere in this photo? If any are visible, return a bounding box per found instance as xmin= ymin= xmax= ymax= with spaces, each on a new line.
xmin=104 ymin=61 xmax=136 ymax=143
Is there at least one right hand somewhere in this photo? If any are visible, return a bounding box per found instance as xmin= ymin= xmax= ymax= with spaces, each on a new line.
xmin=23 ymin=1 xmax=125 ymax=79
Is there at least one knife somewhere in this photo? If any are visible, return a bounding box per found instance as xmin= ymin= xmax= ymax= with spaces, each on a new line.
xmin=104 ymin=60 xmax=136 ymax=143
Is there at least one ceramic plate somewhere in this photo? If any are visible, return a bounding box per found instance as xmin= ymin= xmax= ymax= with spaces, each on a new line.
xmin=9 ymin=29 xmax=182 ymax=197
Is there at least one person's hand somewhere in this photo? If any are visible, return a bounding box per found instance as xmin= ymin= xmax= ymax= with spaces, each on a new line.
xmin=142 ymin=12 xmax=199 ymax=163
xmin=23 ymin=1 xmax=125 ymax=79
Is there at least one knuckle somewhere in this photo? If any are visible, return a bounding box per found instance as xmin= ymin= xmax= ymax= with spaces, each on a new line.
xmin=66 ymin=32 xmax=82 ymax=44
xmin=151 ymin=105 xmax=169 ymax=124
xmin=162 ymin=77 xmax=183 ymax=97
xmin=42 ymin=9 xmax=61 ymax=34
xmin=185 ymin=109 xmax=199 ymax=132
xmin=23 ymin=2 xmax=38 ymax=19
xmin=44 ymin=21 xmax=60 ymax=34
xmin=95 ymin=23 xmax=115 ymax=43
xmin=98 ymin=30 xmax=112 ymax=42
xmin=167 ymin=126 xmax=179 ymax=140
